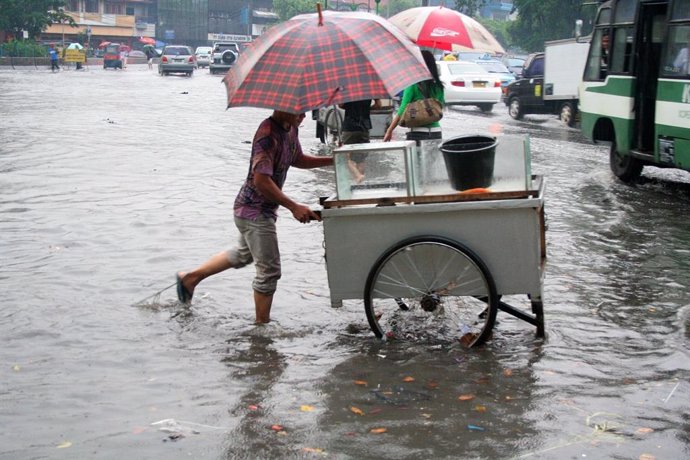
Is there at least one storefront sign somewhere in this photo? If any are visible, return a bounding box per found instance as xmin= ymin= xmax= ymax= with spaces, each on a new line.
xmin=208 ymin=33 xmax=251 ymax=43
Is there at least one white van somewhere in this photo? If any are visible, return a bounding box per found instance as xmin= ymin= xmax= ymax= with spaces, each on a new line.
xmin=194 ymin=46 xmax=213 ymax=68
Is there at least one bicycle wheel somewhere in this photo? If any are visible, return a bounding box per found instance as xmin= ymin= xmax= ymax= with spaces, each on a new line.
xmin=324 ymin=107 xmax=343 ymax=148
xmin=364 ymin=236 xmax=498 ymax=347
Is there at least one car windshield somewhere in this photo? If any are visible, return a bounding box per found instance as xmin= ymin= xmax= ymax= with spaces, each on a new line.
xmin=506 ymin=58 xmax=525 ymax=67
xmin=165 ymin=47 xmax=190 ymax=56
xmin=476 ymin=61 xmax=510 ymax=73
xmin=446 ymin=62 xmax=488 ymax=75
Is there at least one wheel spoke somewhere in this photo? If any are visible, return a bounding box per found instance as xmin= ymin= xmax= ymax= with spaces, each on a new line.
xmin=365 ymin=238 xmax=498 ymax=347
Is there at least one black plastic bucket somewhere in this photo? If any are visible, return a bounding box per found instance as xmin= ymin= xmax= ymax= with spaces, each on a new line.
xmin=441 ymin=135 xmax=498 ymax=190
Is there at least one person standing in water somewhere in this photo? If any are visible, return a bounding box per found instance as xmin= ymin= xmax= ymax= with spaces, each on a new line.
xmin=176 ymin=111 xmax=333 ymax=324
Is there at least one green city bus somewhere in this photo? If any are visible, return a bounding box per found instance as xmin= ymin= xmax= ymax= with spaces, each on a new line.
xmin=579 ymin=0 xmax=690 ymax=182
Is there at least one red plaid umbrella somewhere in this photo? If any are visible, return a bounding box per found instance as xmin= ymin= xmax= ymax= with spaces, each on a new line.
xmin=223 ymin=9 xmax=432 ymax=114
xmin=389 ymin=6 xmax=505 ymax=54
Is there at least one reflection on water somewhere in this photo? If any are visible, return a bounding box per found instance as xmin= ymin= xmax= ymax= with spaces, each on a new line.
xmin=1 ymin=67 xmax=689 ymax=459
xmin=221 ymin=333 xmax=288 ymax=458
xmin=315 ymin=340 xmax=542 ymax=459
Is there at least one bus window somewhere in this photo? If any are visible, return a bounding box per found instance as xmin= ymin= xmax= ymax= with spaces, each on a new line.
xmin=671 ymin=1 xmax=690 ymax=20
xmin=613 ymin=0 xmax=636 ymax=23
xmin=610 ymin=27 xmax=634 ymax=73
xmin=584 ymin=28 xmax=609 ymax=81
xmin=662 ymin=25 xmax=690 ymax=77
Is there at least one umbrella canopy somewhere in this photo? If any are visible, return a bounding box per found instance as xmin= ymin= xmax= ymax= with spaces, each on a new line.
xmin=223 ymin=9 xmax=432 ymax=114
xmin=139 ymin=37 xmax=156 ymax=45
xmin=98 ymin=41 xmax=111 ymax=48
xmin=67 ymin=42 xmax=83 ymax=50
xmin=388 ymin=6 xmax=505 ymax=55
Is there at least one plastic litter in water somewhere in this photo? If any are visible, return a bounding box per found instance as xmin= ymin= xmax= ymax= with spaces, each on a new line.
xmin=467 ymin=424 xmax=485 ymax=431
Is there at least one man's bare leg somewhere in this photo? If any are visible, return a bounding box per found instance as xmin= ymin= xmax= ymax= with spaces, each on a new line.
xmin=178 ymin=251 xmax=233 ymax=298
xmin=254 ymin=290 xmax=273 ymax=324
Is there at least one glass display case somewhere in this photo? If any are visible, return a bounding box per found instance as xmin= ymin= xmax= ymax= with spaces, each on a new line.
xmin=491 ymin=135 xmax=532 ymax=191
xmin=333 ymin=141 xmax=416 ymax=200
xmin=331 ymin=135 xmax=533 ymax=202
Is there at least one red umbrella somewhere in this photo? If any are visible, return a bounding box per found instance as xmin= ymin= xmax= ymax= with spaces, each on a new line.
xmin=389 ymin=6 xmax=505 ymax=54
xmin=223 ymin=8 xmax=432 ymax=114
xmin=139 ymin=37 xmax=156 ymax=45
xmin=98 ymin=41 xmax=111 ymax=48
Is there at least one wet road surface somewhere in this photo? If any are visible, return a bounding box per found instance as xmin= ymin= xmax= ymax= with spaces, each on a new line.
xmin=1 ymin=65 xmax=689 ymax=459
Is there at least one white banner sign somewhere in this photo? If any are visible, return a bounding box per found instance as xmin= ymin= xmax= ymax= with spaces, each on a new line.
xmin=208 ymin=33 xmax=252 ymax=43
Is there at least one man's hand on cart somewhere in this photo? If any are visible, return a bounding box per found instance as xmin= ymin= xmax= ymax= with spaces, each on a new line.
xmin=290 ymin=203 xmax=322 ymax=223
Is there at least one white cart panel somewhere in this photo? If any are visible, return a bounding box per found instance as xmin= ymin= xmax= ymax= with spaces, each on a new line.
xmin=322 ymin=180 xmax=545 ymax=302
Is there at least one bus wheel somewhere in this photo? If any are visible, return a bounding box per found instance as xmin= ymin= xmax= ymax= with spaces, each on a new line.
xmin=559 ymin=102 xmax=576 ymax=127
xmin=610 ymin=142 xmax=643 ymax=182
xmin=508 ymin=97 xmax=523 ymax=120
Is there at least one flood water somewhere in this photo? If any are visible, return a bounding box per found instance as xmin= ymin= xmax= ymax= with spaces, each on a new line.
xmin=1 ymin=65 xmax=689 ymax=459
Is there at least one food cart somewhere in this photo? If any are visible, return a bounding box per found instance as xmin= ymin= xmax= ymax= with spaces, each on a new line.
xmin=320 ymin=136 xmax=546 ymax=347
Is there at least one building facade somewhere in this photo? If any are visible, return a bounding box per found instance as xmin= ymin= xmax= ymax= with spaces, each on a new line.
xmin=42 ymin=0 xmax=157 ymax=49
xmin=38 ymin=0 xmax=277 ymax=50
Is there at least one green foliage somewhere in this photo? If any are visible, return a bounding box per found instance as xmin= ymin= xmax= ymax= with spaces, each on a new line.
xmin=273 ymin=0 xmax=322 ymax=21
xmin=453 ymin=0 xmax=487 ymax=16
xmin=479 ymin=18 xmax=513 ymax=51
xmin=0 ymin=0 xmax=76 ymax=40
xmin=384 ymin=0 xmax=420 ymax=17
xmin=0 ymin=39 xmax=48 ymax=57
xmin=509 ymin=0 xmax=584 ymax=52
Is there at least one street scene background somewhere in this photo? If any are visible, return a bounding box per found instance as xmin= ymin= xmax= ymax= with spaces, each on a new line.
xmin=1 ymin=65 xmax=689 ymax=459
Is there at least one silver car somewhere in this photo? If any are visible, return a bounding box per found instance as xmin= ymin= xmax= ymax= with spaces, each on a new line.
xmin=195 ymin=46 xmax=212 ymax=68
xmin=158 ymin=45 xmax=195 ymax=76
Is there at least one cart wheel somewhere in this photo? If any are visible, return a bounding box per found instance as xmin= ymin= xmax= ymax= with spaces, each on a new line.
xmin=364 ymin=236 xmax=498 ymax=347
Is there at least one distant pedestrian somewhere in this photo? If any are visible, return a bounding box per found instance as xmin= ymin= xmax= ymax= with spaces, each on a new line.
xmin=119 ymin=48 xmax=128 ymax=69
xmin=145 ymin=47 xmax=155 ymax=70
xmin=49 ymin=44 xmax=59 ymax=72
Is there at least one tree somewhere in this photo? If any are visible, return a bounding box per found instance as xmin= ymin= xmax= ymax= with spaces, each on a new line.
xmin=480 ymin=18 xmax=514 ymax=51
xmin=273 ymin=0 xmax=322 ymax=21
xmin=385 ymin=0 xmax=419 ymax=17
xmin=0 ymin=0 xmax=75 ymax=40
xmin=509 ymin=0 xmax=584 ymax=52
xmin=453 ymin=0 xmax=487 ymax=16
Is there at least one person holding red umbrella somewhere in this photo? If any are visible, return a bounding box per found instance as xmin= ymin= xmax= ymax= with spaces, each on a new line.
xmin=175 ymin=111 xmax=333 ymax=324
xmin=383 ymin=50 xmax=445 ymax=142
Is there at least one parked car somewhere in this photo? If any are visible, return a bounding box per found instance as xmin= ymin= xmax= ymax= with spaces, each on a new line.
xmin=195 ymin=46 xmax=212 ymax=68
xmin=126 ymin=50 xmax=146 ymax=64
xmin=435 ymin=60 xmax=502 ymax=112
xmin=501 ymin=55 xmax=527 ymax=77
xmin=456 ymin=51 xmax=493 ymax=61
xmin=158 ymin=45 xmax=195 ymax=76
xmin=209 ymin=42 xmax=240 ymax=74
xmin=474 ymin=59 xmax=516 ymax=90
